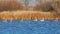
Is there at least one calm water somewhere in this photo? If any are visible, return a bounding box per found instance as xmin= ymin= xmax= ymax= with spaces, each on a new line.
xmin=0 ymin=20 xmax=60 ymax=34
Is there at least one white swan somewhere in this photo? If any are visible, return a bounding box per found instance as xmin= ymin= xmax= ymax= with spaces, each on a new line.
xmin=40 ymin=18 xmax=45 ymax=21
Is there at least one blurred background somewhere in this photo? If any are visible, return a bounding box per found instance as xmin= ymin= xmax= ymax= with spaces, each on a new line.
xmin=0 ymin=0 xmax=56 ymax=11
xmin=0 ymin=0 xmax=60 ymax=15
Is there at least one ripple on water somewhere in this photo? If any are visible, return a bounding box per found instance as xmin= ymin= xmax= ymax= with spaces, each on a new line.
xmin=0 ymin=20 xmax=60 ymax=34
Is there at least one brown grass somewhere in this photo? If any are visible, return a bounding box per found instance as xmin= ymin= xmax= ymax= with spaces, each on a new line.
xmin=0 ymin=10 xmax=59 ymax=20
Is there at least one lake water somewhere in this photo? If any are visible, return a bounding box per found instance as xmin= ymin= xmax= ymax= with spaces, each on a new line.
xmin=0 ymin=20 xmax=60 ymax=34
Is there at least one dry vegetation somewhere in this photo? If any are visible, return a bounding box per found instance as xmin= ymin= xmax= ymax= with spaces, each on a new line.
xmin=0 ymin=0 xmax=60 ymax=20
xmin=0 ymin=1 xmax=24 ymax=11
xmin=0 ymin=10 xmax=56 ymax=20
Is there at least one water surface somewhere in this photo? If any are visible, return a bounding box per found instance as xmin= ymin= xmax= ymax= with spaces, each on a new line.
xmin=0 ymin=20 xmax=60 ymax=34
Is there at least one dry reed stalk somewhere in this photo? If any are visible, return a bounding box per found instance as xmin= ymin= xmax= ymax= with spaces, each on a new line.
xmin=0 ymin=11 xmax=58 ymax=20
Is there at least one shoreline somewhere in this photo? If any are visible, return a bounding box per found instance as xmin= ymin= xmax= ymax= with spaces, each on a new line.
xmin=0 ymin=10 xmax=60 ymax=20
